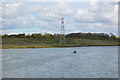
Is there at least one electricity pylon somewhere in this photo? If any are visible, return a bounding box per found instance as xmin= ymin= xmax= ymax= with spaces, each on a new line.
xmin=60 ymin=17 xmax=65 ymax=45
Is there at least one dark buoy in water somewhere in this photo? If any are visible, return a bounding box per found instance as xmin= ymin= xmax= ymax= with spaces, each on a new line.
xmin=73 ymin=50 xmax=77 ymax=53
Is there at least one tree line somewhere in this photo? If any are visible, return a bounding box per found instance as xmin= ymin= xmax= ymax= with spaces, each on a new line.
xmin=66 ymin=32 xmax=119 ymax=40
xmin=2 ymin=32 xmax=120 ymax=40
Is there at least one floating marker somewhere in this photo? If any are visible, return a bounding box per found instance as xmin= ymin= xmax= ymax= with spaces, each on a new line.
xmin=73 ymin=50 xmax=77 ymax=53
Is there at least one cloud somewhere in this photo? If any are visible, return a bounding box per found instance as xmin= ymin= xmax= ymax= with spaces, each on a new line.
xmin=1 ymin=2 xmax=118 ymax=35
xmin=73 ymin=2 xmax=118 ymax=24
xmin=2 ymin=2 xmax=25 ymax=18
xmin=74 ymin=9 xmax=94 ymax=23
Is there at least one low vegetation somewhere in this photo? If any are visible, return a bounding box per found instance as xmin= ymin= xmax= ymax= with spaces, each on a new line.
xmin=1 ymin=32 xmax=120 ymax=49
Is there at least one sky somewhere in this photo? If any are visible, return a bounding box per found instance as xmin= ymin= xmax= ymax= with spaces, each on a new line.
xmin=1 ymin=1 xmax=118 ymax=36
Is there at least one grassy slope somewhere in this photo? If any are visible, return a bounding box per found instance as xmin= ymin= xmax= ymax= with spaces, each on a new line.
xmin=2 ymin=37 xmax=119 ymax=49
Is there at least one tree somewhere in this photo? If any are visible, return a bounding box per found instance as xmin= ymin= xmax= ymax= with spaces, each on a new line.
xmin=31 ymin=33 xmax=42 ymax=38
xmin=109 ymin=33 xmax=117 ymax=40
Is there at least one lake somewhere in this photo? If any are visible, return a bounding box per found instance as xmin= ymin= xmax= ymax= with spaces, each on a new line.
xmin=2 ymin=46 xmax=118 ymax=78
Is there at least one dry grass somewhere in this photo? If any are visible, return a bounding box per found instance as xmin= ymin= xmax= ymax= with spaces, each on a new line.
xmin=2 ymin=37 xmax=119 ymax=49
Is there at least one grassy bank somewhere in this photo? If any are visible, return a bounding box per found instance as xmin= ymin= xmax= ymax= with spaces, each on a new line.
xmin=1 ymin=37 xmax=119 ymax=49
xmin=2 ymin=44 xmax=119 ymax=49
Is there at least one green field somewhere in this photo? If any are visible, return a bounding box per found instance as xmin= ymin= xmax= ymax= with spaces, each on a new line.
xmin=1 ymin=37 xmax=119 ymax=49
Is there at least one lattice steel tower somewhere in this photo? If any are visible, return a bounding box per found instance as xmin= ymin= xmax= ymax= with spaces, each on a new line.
xmin=60 ymin=17 xmax=65 ymax=44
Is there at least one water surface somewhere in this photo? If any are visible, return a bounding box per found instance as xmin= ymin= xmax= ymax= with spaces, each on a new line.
xmin=2 ymin=46 xmax=118 ymax=78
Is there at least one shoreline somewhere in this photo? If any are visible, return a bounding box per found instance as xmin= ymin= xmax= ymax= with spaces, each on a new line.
xmin=1 ymin=45 xmax=119 ymax=49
